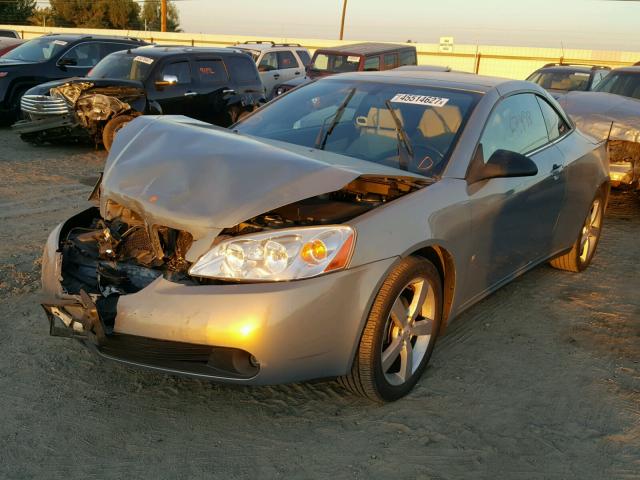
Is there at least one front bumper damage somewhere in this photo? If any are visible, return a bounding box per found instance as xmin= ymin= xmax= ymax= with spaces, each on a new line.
xmin=41 ymin=212 xmax=395 ymax=385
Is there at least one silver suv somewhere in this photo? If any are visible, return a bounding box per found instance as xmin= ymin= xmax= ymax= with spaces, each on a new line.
xmin=231 ymin=41 xmax=311 ymax=97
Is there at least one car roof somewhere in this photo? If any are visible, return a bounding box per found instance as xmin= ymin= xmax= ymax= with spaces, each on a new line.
xmin=233 ymin=42 xmax=305 ymax=52
xmin=315 ymin=42 xmax=414 ymax=56
xmin=537 ymin=65 xmax=594 ymax=74
xmin=328 ymin=70 xmax=516 ymax=94
xmin=123 ymin=45 xmax=241 ymax=58
xmin=40 ymin=33 xmax=145 ymax=43
xmin=609 ymin=66 xmax=640 ymax=74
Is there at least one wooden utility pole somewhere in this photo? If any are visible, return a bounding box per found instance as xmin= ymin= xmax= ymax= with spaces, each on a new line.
xmin=161 ymin=0 xmax=167 ymax=32
xmin=339 ymin=0 xmax=348 ymax=40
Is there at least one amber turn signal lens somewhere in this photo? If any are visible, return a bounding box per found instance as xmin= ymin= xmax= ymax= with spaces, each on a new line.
xmin=300 ymin=239 xmax=328 ymax=264
xmin=325 ymin=233 xmax=355 ymax=272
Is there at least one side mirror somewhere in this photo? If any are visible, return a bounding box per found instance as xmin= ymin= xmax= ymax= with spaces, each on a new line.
xmin=258 ymin=64 xmax=274 ymax=73
xmin=57 ymin=57 xmax=77 ymax=68
xmin=155 ymin=74 xmax=179 ymax=87
xmin=467 ymin=147 xmax=538 ymax=184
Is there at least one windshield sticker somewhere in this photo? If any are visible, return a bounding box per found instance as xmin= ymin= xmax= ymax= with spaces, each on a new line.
xmin=390 ymin=93 xmax=450 ymax=107
xmin=347 ymin=56 xmax=360 ymax=63
xmin=133 ymin=55 xmax=154 ymax=65
xmin=53 ymin=40 xmax=68 ymax=46
xmin=574 ymin=72 xmax=590 ymax=77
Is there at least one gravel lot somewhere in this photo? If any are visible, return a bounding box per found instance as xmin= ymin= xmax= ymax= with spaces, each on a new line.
xmin=0 ymin=128 xmax=638 ymax=479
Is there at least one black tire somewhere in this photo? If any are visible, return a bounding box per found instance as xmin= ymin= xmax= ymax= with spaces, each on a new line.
xmin=339 ymin=256 xmax=443 ymax=402
xmin=550 ymin=190 xmax=605 ymax=272
xmin=0 ymin=87 xmax=28 ymax=125
xmin=102 ymin=114 xmax=134 ymax=152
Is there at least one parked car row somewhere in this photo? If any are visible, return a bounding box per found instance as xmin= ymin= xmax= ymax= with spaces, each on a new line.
xmin=0 ymin=32 xmax=626 ymax=401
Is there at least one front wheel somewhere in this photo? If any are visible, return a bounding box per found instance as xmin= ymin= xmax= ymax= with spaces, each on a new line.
xmin=339 ymin=256 xmax=442 ymax=402
xmin=550 ymin=192 xmax=605 ymax=272
xmin=102 ymin=114 xmax=135 ymax=152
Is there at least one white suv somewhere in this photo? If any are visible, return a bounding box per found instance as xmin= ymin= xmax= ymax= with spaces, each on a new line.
xmin=231 ymin=41 xmax=312 ymax=98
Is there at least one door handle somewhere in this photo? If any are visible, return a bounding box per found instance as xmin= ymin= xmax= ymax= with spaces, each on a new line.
xmin=184 ymin=91 xmax=197 ymax=97
xmin=222 ymin=89 xmax=236 ymax=95
xmin=551 ymin=163 xmax=564 ymax=179
xmin=294 ymin=71 xmax=301 ymax=75
xmin=273 ymin=74 xmax=280 ymax=79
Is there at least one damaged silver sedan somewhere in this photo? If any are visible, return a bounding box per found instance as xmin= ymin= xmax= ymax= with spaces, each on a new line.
xmin=41 ymin=71 xmax=609 ymax=401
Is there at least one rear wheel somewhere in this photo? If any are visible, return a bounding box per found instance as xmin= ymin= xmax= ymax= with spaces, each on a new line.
xmin=550 ymin=192 xmax=604 ymax=272
xmin=339 ymin=256 xmax=442 ymax=402
xmin=102 ymin=114 xmax=134 ymax=152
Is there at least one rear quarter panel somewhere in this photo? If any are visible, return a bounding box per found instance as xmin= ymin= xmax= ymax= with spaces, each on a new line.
xmin=554 ymin=130 xmax=609 ymax=246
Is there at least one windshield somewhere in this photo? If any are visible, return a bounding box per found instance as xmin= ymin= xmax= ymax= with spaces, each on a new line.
xmin=310 ymin=53 xmax=361 ymax=74
xmin=88 ymin=52 xmax=153 ymax=81
xmin=594 ymin=72 xmax=640 ymax=99
xmin=235 ymin=79 xmax=479 ymax=176
xmin=3 ymin=37 xmax=69 ymax=62
xmin=527 ymin=70 xmax=591 ymax=91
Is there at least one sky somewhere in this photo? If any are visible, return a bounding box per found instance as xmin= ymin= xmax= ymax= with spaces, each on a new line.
xmin=174 ymin=0 xmax=640 ymax=51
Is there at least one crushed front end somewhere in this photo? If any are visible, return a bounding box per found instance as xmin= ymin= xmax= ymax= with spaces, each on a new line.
xmin=41 ymin=178 xmax=421 ymax=384
xmin=14 ymin=81 xmax=145 ymax=144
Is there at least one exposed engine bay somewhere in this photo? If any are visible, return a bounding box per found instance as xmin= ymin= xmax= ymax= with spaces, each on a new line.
xmin=60 ymin=175 xmax=428 ymax=301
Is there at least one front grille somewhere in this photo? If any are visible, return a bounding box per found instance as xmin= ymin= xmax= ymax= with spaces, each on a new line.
xmin=21 ymin=94 xmax=71 ymax=115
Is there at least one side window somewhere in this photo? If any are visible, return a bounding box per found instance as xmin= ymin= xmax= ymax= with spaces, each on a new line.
xmin=100 ymin=42 xmax=135 ymax=57
xmin=590 ymin=70 xmax=608 ymax=89
xmin=480 ymin=93 xmax=549 ymax=161
xmin=196 ymin=59 xmax=227 ymax=84
xmin=258 ymin=52 xmax=278 ymax=71
xmin=160 ymin=61 xmax=191 ymax=84
xmin=383 ymin=53 xmax=398 ymax=70
xmin=277 ymin=50 xmax=298 ymax=69
xmin=363 ymin=56 xmax=380 ymax=71
xmin=399 ymin=50 xmax=417 ymax=66
xmin=60 ymin=42 xmax=101 ymax=67
xmin=296 ymin=50 xmax=311 ymax=67
xmin=536 ymin=96 xmax=570 ymax=142
xmin=225 ymin=55 xmax=260 ymax=85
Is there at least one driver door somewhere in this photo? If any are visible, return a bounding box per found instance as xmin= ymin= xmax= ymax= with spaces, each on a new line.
xmin=463 ymin=93 xmax=566 ymax=299
xmin=257 ymin=52 xmax=280 ymax=97
xmin=152 ymin=58 xmax=198 ymax=117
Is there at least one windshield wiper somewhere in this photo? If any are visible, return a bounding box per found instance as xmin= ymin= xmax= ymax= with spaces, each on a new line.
xmin=315 ymin=87 xmax=356 ymax=150
xmin=385 ymin=100 xmax=414 ymax=171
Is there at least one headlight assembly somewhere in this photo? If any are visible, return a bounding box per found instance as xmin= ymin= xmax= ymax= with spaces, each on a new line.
xmin=188 ymin=226 xmax=355 ymax=281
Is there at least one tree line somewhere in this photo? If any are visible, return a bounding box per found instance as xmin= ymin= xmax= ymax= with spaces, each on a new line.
xmin=0 ymin=0 xmax=181 ymax=32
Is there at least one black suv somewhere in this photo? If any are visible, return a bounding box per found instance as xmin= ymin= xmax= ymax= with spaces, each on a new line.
xmin=14 ymin=46 xmax=266 ymax=150
xmin=0 ymin=34 xmax=148 ymax=123
xmin=526 ymin=63 xmax=610 ymax=94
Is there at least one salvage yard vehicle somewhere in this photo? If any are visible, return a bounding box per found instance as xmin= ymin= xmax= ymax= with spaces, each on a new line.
xmin=0 ymin=29 xmax=21 ymax=39
xmin=41 ymin=71 xmax=609 ymax=402
xmin=14 ymin=46 xmax=266 ymax=150
xmin=273 ymin=42 xmax=417 ymax=97
xmin=557 ymin=66 xmax=640 ymax=188
xmin=526 ymin=63 xmax=610 ymax=94
xmin=230 ymin=41 xmax=311 ymax=98
xmin=0 ymin=37 xmax=23 ymax=57
xmin=0 ymin=34 xmax=147 ymax=123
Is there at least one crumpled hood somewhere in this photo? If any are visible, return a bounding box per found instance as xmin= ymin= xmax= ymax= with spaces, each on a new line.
xmin=559 ymin=91 xmax=640 ymax=143
xmin=102 ymin=115 xmax=426 ymax=239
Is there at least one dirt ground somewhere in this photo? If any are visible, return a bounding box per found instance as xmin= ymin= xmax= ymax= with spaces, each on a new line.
xmin=0 ymin=128 xmax=638 ymax=480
